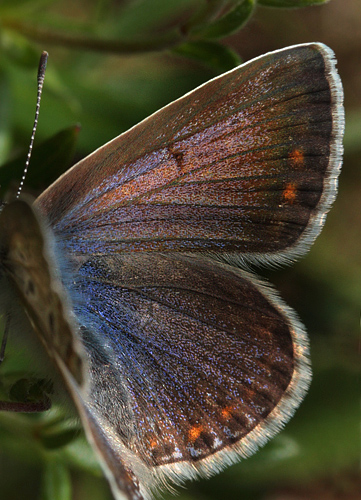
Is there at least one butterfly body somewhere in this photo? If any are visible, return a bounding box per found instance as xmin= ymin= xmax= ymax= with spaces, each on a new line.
xmin=0 ymin=43 xmax=343 ymax=500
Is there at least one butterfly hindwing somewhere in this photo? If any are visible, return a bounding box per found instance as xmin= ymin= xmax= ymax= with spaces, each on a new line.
xmin=68 ymin=252 xmax=310 ymax=481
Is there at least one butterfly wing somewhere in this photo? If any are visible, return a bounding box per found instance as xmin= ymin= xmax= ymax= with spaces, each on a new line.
xmin=70 ymin=252 xmax=310 ymax=485
xmin=36 ymin=43 xmax=343 ymax=265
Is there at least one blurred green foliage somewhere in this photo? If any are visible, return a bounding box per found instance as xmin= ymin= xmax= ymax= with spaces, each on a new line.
xmin=0 ymin=1 xmax=359 ymax=499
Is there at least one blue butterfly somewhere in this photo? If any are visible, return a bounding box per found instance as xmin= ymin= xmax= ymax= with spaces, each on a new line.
xmin=0 ymin=43 xmax=343 ymax=500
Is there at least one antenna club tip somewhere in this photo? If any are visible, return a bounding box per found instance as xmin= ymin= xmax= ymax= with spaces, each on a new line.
xmin=38 ymin=51 xmax=49 ymax=76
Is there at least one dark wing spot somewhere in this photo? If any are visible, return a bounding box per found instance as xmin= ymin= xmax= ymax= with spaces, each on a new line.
xmin=168 ymin=146 xmax=185 ymax=172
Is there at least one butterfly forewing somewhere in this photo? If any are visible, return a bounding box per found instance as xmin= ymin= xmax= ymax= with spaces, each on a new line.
xmin=36 ymin=44 xmax=343 ymax=265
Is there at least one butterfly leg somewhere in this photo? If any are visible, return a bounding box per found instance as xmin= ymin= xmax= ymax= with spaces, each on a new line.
xmin=0 ymin=396 xmax=51 ymax=413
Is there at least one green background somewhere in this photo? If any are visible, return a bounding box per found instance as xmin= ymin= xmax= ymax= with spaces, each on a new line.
xmin=0 ymin=1 xmax=359 ymax=499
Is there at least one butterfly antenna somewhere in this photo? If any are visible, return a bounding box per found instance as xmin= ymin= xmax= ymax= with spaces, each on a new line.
xmin=16 ymin=51 xmax=48 ymax=199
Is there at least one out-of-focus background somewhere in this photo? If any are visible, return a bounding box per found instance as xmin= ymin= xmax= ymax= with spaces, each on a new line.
xmin=0 ymin=1 xmax=359 ymax=499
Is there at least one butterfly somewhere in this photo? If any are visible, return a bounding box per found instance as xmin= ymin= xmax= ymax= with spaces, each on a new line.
xmin=0 ymin=43 xmax=344 ymax=500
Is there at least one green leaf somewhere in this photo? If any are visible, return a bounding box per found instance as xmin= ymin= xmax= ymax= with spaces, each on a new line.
xmin=173 ymin=40 xmax=241 ymax=72
xmin=183 ymin=0 xmax=231 ymax=32
xmin=0 ymin=126 xmax=80 ymax=197
xmin=258 ymin=0 xmax=330 ymax=7
xmin=41 ymin=458 xmax=72 ymax=500
xmin=192 ymin=0 xmax=256 ymax=39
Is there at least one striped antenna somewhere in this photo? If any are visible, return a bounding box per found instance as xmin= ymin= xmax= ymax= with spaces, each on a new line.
xmin=16 ymin=51 xmax=48 ymax=199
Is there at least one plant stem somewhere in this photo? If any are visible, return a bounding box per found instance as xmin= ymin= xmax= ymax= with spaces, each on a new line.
xmin=3 ymin=19 xmax=186 ymax=54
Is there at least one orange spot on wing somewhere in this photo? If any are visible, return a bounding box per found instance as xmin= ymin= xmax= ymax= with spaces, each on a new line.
xmin=189 ymin=425 xmax=203 ymax=442
xmin=149 ymin=439 xmax=158 ymax=449
xmin=289 ymin=148 xmax=304 ymax=166
xmin=283 ymin=182 xmax=297 ymax=204
xmin=221 ymin=406 xmax=233 ymax=420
